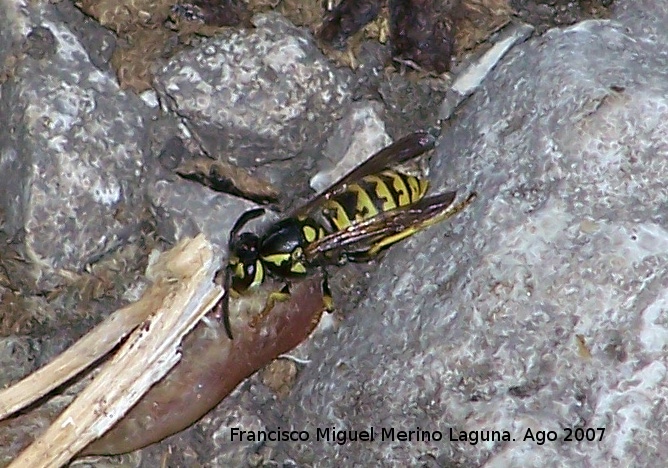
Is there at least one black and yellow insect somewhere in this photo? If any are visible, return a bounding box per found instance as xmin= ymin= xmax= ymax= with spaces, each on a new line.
xmin=221 ymin=130 xmax=475 ymax=339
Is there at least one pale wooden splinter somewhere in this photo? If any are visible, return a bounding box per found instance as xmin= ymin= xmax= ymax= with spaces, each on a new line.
xmin=0 ymin=235 xmax=223 ymax=468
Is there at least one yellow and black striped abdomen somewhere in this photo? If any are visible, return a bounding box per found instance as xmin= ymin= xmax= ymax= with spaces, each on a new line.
xmin=321 ymin=170 xmax=429 ymax=231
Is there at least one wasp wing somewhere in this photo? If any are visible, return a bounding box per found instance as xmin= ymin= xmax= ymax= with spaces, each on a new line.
xmin=291 ymin=130 xmax=437 ymax=218
xmin=304 ymin=191 xmax=476 ymax=263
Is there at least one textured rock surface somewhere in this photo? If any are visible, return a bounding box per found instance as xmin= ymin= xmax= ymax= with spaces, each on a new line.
xmin=149 ymin=176 xmax=259 ymax=256
xmin=0 ymin=2 xmax=151 ymax=292
xmin=154 ymin=13 xmax=352 ymax=169
xmin=202 ymin=3 xmax=668 ymax=467
xmin=2 ymin=0 xmax=665 ymax=466
xmin=310 ymin=100 xmax=391 ymax=192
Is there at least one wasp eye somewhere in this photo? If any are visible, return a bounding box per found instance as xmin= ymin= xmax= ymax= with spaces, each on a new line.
xmin=234 ymin=232 xmax=258 ymax=247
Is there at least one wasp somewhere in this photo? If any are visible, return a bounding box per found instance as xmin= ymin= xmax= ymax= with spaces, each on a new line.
xmin=220 ymin=130 xmax=476 ymax=339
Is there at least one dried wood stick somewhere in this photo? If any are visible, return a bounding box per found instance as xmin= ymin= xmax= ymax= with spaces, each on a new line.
xmin=4 ymin=235 xmax=222 ymax=468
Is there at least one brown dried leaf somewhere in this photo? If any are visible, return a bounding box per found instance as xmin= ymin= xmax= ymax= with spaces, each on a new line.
xmin=176 ymin=158 xmax=280 ymax=205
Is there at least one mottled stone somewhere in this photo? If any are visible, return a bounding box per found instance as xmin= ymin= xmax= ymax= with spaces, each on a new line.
xmin=154 ymin=13 xmax=352 ymax=168
xmin=3 ymin=1 xmax=666 ymax=466
xmin=310 ymin=100 xmax=390 ymax=192
xmin=149 ymin=176 xmax=261 ymax=256
xmin=204 ymin=3 xmax=668 ymax=467
xmin=0 ymin=4 xmax=152 ymax=291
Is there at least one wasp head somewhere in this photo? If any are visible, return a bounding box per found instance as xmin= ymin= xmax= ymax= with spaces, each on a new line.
xmin=221 ymin=208 xmax=267 ymax=340
xmin=228 ymin=232 xmax=262 ymax=293
xmin=226 ymin=208 xmax=266 ymax=294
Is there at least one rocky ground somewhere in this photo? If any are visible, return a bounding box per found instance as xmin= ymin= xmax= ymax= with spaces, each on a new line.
xmin=3 ymin=0 xmax=666 ymax=466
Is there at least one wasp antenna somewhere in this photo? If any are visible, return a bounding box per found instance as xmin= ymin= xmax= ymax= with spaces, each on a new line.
xmin=222 ymin=293 xmax=233 ymax=340
xmin=230 ymin=208 xmax=266 ymax=240
xmin=409 ymin=130 xmax=436 ymax=153
xmin=222 ymin=268 xmax=234 ymax=340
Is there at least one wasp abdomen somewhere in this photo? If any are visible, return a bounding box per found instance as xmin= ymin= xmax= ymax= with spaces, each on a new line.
xmin=321 ymin=171 xmax=429 ymax=230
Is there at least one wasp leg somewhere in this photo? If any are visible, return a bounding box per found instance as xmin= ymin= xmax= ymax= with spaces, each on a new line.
xmin=248 ymin=272 xmax=335 ymax=330
xmin=249 ymin=284 xmax=292 ymax=329
xmin=321 ymin=270 xmax=334 ymax=312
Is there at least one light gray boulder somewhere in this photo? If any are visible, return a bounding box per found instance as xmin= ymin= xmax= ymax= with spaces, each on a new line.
xmin=208 ymin=3 xmax=668 ymax=466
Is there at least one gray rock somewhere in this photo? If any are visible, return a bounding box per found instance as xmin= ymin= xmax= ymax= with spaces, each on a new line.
xmin=154 ymin=13 xmax=353 ymax=169
xmin=149 ymin=176 xmax=261 ymax=256
xmin=2 ymin=1 xmax=666 ymax=466
xmin=310 ymin=100 xmax=391 ymax=192
xmin=0 ymin=3 xmax=152 ymax=292
xmin=210 ymin=4 xmax=668 ymax=467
